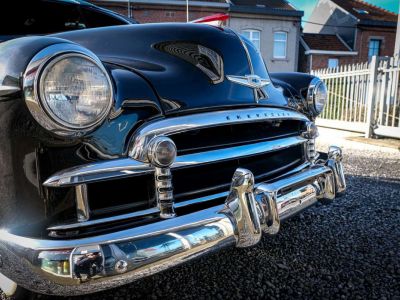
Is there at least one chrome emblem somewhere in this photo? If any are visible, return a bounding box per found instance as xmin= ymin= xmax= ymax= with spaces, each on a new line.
xmin=226 ymin=75 xmax=270 ymax=89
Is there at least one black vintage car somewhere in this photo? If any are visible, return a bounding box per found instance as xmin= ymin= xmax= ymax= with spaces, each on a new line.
xmin=0 ymin=0 xmax=346 ymax=297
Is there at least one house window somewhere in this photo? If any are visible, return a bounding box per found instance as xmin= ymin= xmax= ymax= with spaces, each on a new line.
xmin=165 ymin=11 xmax=175 ymax=17
xmin=328 ymin=58 xmax=339 ymax=69
xmin=368 ymin=39 xmax=381 ymax=59
xmin=273 ymin=31 xmax=287 ymax=59
xmin=242 ymin=30 xmax=261 ymax=51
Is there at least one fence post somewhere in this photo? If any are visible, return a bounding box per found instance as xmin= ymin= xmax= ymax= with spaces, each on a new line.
xmin=378 ymin=58 xmax=390 ymax=127
xmin=365 ymin=56 xmax=379 ymax=138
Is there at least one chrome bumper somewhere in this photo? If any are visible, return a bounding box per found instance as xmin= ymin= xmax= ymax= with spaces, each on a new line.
xmin=0 ymin=146 xmax=346 ymax=296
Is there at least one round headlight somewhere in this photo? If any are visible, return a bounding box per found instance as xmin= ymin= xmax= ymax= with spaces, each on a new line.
xmin=23 ymin=43 xmax=114 ymax=137
xmin=307 ymin=78 xmax=327 ymax=117
xmin=39 ymin=54 xmax=112 ymax=129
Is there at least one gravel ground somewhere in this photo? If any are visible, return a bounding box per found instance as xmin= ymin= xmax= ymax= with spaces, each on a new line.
xmin=2 ymin=128 xmax=400 ymax=300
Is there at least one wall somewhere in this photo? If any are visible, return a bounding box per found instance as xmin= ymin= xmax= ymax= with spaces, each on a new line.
xmin=89 ymin=1 xmax=226 ymax=23
xmin=298 ymin=44 xmax=357 ymax=72
xmin=355 ymin=27 xmax=396 ymax=63
xmin=228 ymin=14 xmax=301 ymax=72
xmin=309 ymin=54 xmax=356 ymax=71
xmin=132 ymin=6 xmax=225 ymax=23
xmin=298 ymin=43 xmax=309 ymax=72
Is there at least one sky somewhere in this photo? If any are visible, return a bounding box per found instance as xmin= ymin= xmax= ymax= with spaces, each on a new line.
xmin=290 ymin=0 xmax=399 ymax=21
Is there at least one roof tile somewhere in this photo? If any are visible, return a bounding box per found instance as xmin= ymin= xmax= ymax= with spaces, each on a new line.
xmin=331 ymin=0 xmax=397 ymax=23
xmin=302 ymin=33 xmax=351 ymax=51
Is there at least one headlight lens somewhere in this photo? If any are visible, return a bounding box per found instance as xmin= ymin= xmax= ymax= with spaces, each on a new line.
xmin=40 ymin=54 xmax=112 ymax=129
xmin=314 ymin=81 xmax=327 ymax=114
xmin=307 ymin=78 xmax=327 ymax=117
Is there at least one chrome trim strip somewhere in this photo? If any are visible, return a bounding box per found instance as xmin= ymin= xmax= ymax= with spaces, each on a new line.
xmin=129 ymin=107 xmax=309 ymax=162
xmin=47 ymin=207 xmax=160 ymax=231
xmin=43 ymin=159 xmax=154 ymax=187
xmin=176 ymin=191 xmax=229 ymax=208
xmin=173 ymin=136 xmax=306 ymax=168
xmin=44 ymin=136 xmax=307 ymax=187
xmin=231 ymin=29 xmax=254 ymax=75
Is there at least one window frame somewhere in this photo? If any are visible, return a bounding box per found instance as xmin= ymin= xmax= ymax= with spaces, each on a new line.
xmin=242 ymin=29 xmax=261 ymax=52
xmin=273 ymin=31 xmax=288 ymax=59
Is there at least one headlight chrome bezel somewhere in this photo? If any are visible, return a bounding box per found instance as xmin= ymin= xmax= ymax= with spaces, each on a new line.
xmin=306 ymin=77 xmax=327 ymax=117
xmin=23 ymin=43 xmax=114 ymax=137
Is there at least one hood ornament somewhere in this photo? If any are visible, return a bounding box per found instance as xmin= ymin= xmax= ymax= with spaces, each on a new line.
xmin=226 ymin=75 xmax=270 ymax=89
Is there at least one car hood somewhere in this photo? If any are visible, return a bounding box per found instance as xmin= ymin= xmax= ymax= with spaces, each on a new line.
xmin=54 ymin=23 xmax=287 ymax=114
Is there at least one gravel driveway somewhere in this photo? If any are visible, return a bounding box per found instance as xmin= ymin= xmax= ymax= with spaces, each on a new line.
xmin=3 ymin=128 xmax=400 ymax=300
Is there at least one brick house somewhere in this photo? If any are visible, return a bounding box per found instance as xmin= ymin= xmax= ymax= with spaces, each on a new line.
xmin=228 ymin=0 xmax=303 ymax=72
xmin=88 ymin=0 xmax=229 ymax=23
xmin=301 ymin=0 xmax=398 ymax=71
xmin=299 ymin=33 xmax=357 ymax=72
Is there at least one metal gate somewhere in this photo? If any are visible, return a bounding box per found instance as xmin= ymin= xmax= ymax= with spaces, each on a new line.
xmin=312 ymin=56 xmax=400 ymax=139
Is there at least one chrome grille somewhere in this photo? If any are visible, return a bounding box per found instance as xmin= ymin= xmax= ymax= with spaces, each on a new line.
xmin=44 ymin=107 xmax=311 ymax=237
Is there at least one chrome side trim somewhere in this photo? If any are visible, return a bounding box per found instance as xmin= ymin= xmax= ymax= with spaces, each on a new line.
xmin=44 ymin=136 xmax=307 ymax=187
xmin=128 ymin=107 xmax=309 ymax=162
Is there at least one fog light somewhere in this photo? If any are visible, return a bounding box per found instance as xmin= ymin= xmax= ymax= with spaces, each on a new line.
xmin=302 ymin=121 xmax=319 ymax=139
xmin=147 ymin=137 xmax=177 ymax=168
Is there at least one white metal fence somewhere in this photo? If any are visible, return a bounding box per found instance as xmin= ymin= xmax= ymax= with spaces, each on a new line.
xmin=312 ymin=56 xmax=400 ymax=139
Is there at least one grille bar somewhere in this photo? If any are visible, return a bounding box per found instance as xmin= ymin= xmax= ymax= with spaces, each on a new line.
xmin=46 ymin=162 xmax=311 ymax=232
xmin=129 ymin=107 xmax=309 ymax=162
xmin=44 ymin=136 xmax=307 ymax=188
